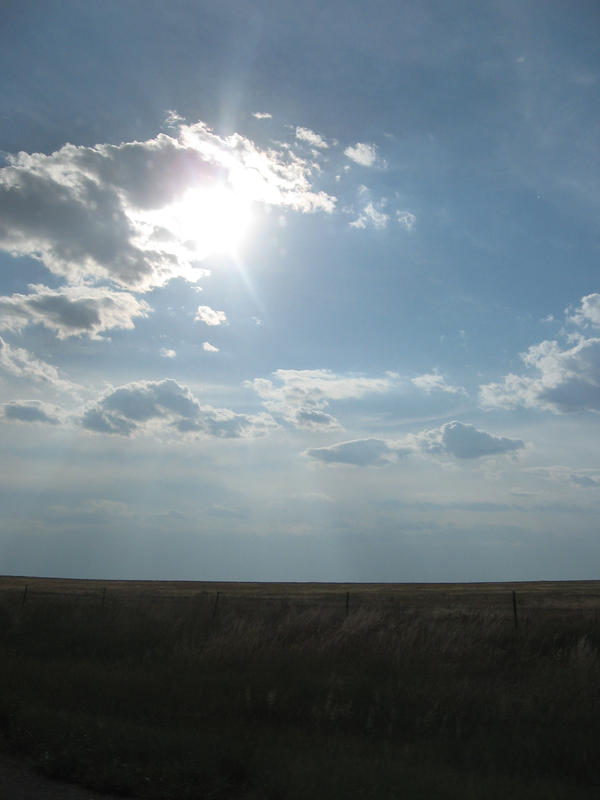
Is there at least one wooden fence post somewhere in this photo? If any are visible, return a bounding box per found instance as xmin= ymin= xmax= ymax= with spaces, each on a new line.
xmin=101 ymin=587 xmax=107 ymax=608
xmin=345 ymin=591 xmax=350 ymax=617
xmin=512 ymin=590 xmax=518 ymax=632
xmin=21 ymin=585 xmax=28 ymax=607
xmin=212 ymin=591 xmax=220 ymax=620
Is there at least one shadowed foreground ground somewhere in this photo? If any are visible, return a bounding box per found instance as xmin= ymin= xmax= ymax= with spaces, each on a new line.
xmin=1 ymin=577 xmax=600 ymax=799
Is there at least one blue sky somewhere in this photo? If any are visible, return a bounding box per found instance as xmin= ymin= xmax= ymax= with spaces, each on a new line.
xmin=1 ymin=0 xmax=600 ymax=580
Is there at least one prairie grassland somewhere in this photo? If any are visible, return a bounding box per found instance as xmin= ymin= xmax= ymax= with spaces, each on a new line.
xmin=1 ymin=576 xmax=600 ymax=799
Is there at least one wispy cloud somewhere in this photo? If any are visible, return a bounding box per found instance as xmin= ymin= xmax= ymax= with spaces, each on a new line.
xmin=412 ymin=370 xmax=464 ymax=395
xmin=306 ymin=438 xmax=409 ymax=467
xmin=249 ymin=368 xmax=393 ymax=429
xmin=0 ymin=336 xmax=78 ymax=393
xmin=397 ymin=210 xmax=416 ymax=231
xmin=295 ymin=127 xmax=328 ymax=149
xmin=202 ymin=341 xmax=219 ymax=352
xmin=349 ymin=201 xmax=389 ymax=230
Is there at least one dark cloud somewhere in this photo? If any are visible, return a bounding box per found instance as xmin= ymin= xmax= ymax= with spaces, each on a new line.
xmin=1 ymin=401 xmax=60 ymax=425
xmin=82 ymin=379 xmax=277 ymax=439
xmin=416 ymin=421 xmax=524 ymax=459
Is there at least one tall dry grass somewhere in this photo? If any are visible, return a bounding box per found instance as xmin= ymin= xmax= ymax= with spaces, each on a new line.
xmin=0 ymin=585 xmax=599 ymax=798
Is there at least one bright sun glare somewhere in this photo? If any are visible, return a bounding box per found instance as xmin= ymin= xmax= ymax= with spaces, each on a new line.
xmin=168 ymin=184 xmax=254 ymax=258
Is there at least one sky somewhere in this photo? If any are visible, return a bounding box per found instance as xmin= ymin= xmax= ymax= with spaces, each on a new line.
xmin=1 ymin=0 xmax=600 ymax=581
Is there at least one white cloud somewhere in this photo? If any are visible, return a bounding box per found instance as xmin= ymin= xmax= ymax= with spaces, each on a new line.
xmin=344 ymin=142 xmax=377 ymax=167
xmin=81 ymin=379 xmax=277 ymax=439
xmin=295 ymin=127 xmax=328 ymax=149
xmin=480 ymin=336 xmax=600 ymax=413
xmin=195 ymin=306 xmax=227 ymax=326
xmin=160 ymin=348 xmax=176 ymax=358
xmin=567 ymin=293 xmax=600 ymax=328
xmin=248 ymin=368 xmax=393 ymax=429
xmin=0 ymin=119 xmax=337 ymax=292
xmin=0 ymin=284 xmax=149 ymax=339
xmin=203 ymin=341 xmax=219 ymax=352
xmin=252 ymin=112 xmax=272 ymax=119
xmin=1 ymin=400 xmax=62 ymax=425
xmin=0 ymin=336 xmax=77 ymax=392
xmin=410 ymin=421 xmax=525 ymax=460
xmin=163 ymin=109 xmax=185 ymax=128
xmin=412 ymin=370 xmax=464 ymax=395
xmin=349 ymin=201 xmax=389 ymax=230
xmin=397 ymin=210 xmax=416 ymax=231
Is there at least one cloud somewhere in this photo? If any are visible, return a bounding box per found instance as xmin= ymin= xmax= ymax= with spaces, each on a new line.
xmin=526 ymin=465 xmax=600 ymax=489
xmin=411 ymin=370 xmax=464 ymax=395
xmin=567 ymin=293 xmax=600 ymax=328
xmin=252 ymin=112 xmax=272 ymax=119
xmin=159 ymin=348 xmax=176 ymax=358
xmin=480 ymin=336 xmax=600 ymax=413
xmin=344 ymin=142 xmax=377 ymax=167
xmin=397 ymin=211 xmax=416 ymax=231
xmin=195 ymin=305 xmax=226 ymax=326
xmin=0 ymin=284 xmax=149 ymax=339
xmin=411 ymin=421 xmax=524 ymax=460
xmin=1 ymin=400 xmax=61 ymax=425
xmin=295 ymin=127 xmax=328 ymax=149
xmin=0 ymin=336 xmax=77 ymax=392
xmin=305 ymin=421 xmax=524 ymax=467
xmin=248 ymin=368 xmax=393 ymax=429
xmin=306 ymin=438 xmax=409 ymax=467
xmin=349 ymin=201 xmax=389 ymax=230
xmin=0 ymin=119 xmax=337 ymax=291
xmin=202 ymin=341 xmax=219 ymax=352
xmin=81 ymin=379 xmax=277 ymax=439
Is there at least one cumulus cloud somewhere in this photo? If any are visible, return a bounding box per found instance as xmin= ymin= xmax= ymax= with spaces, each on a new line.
xmin=306 ymin=438 xmax=409 ymax=467
xmin=480 ymin=336 xmax=600 ymax=413
xmin=1 ymin=400 xmax=61 ymax=425
xmin=0 ymin=336 xmax=77 ymax=392
xmin=306 ymin=421 xmax=524 ymax=467
xmin=410 ymin=421 xmax=524 ymax=459
xmin=195 ymin=305 xmax=227 ymax=326
xmin=248 ymin=368 xmax=393 ymax=429
xmin=295 ymin=127 xmax=328 ymax=149
xmin=252 ymin=112 xmax=272 ymax=119
xmin=397 ymin=211 xmax=416 ymax=231
xmin=344 ymin=142 xmax=377 ymax=167
xmin=0 ymin=284 xmax=149 ymax=339
xmin=202 ymin=341 xmax=219 ymax=352
xmin=81 ymin=379 xmax=276 ymax=439
xmin=0 ymin=119 xmax=336 ymax=291
xmin=160 ymin=348 xmax=176 ymax=358
xmin=480 ymin=293 xmax=600 ymax=413
xmin=412 ymin=370 xmax=464 ymax=395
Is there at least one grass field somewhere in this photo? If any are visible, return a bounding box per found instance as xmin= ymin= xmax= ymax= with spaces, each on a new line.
xmin=1 ymin=576 xmax=600 ymax=798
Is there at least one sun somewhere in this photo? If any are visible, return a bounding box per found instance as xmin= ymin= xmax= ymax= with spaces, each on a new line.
xmin=168 ymin=183 xmax=254 ymax=258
